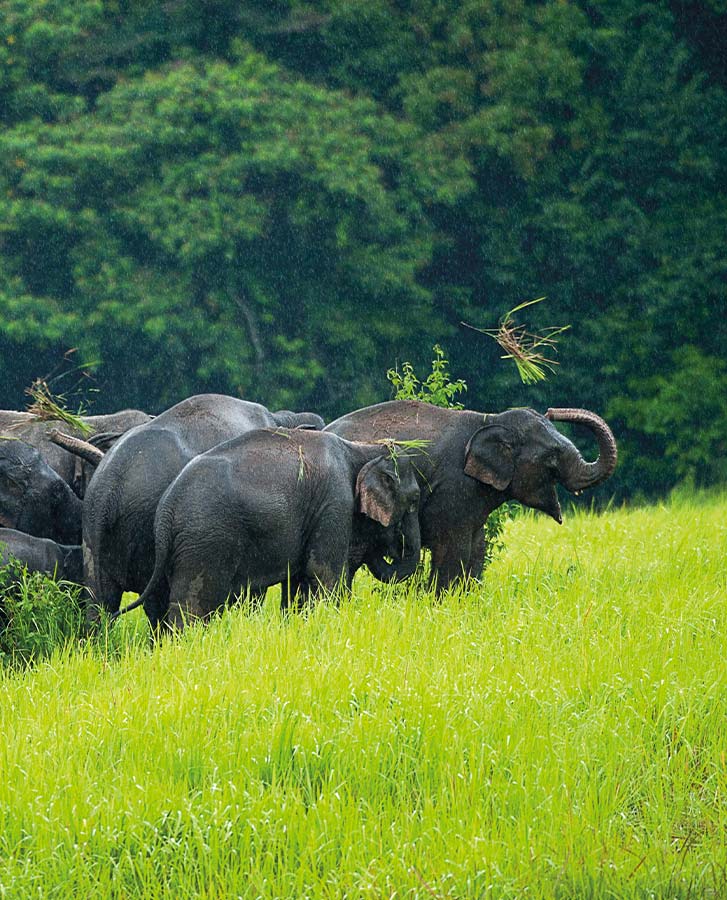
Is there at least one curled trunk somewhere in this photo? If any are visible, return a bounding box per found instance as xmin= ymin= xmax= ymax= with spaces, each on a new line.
xmin=546 ymin=408 xmax=618 ymax=493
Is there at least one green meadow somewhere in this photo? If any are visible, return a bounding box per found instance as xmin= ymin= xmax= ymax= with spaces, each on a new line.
xmin=1 ymin=493 xmax=726 ymax=898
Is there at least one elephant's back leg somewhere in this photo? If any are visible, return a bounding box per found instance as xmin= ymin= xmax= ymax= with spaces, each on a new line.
xmin=163 ymin=558 xmax=244 ymax=630
xmin=83 ymin=540 xmax=124 ymax=626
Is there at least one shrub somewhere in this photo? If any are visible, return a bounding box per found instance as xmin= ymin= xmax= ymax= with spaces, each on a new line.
xmin=0 ymin=560 xmax=84 ymax=667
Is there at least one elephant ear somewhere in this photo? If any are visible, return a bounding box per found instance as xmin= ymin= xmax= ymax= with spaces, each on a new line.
xmin=356 ymin=457 xmax=398 ymax=527
xmin=464 ymin=425 xmax=515 ymax=491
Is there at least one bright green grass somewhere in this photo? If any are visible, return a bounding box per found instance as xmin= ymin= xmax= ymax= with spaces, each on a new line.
xmin=1 ymin=493 xmax=726 ymax=898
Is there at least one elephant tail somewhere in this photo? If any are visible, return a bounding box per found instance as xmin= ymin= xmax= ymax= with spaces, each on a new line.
xmin=110 ymin=506 xmax=174 ymax=623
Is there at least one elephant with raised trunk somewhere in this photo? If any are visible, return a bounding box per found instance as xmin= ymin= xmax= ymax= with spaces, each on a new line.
xmin=117 ymin=428 xmax=421 ymax=630
xmin=82 ymin=394 xmax=325 ymax=623
xmin=326 ymin=401 xmax=617 ymax=591
xmin=0 ymin=409 xmax=151 ymax=498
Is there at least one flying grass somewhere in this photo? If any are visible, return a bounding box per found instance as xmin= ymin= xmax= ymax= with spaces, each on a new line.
xmin=0 ymin=493 xmax=726 ymax=898
xmin=25 ymin=377 xmax=93 ymax=435
xmin=464 ymin=297 xmax=571 ymax=384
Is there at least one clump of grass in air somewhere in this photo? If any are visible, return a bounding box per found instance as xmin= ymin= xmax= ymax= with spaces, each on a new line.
xmin=25 ymin=378 xmax=93 ymax=436
xmin=464 ymin=297 xmax=570 ymax=384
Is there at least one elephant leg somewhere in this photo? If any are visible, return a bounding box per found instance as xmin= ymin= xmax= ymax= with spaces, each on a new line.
xmin=303 ymin=524 xmax=350 ymax=604
xmin=84 ymin=572 xmax=124 ymax=628
xmin=463 ymin=528 xmax=486 ymax=581
xmin=280 ymin=572 xmax=305 ymax=612
xmin=142 ymin=579 xmax=171 ymax=632
xmin=281 ymin=575 xmax=313 ymax=613
xmin=428 ymin=531 xmax=473 ymax=595
xmin=162 ymin=564 xmax=233 ymax=632
xmin=227 ymin=585 xmax=265 ymax=610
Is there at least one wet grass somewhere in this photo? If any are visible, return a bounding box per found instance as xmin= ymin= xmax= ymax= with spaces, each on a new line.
xmin=0 ymin=492 xmax=725 ymax=898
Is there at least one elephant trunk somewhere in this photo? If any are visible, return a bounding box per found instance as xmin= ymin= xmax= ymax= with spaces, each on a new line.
xmin=366 ymin=518 xmax=422 ymax=583
xmin=366 ymin=550 xmax=420 ymax=582
xmin=546 ymin=408 xmax=617 ymax=493
xmin=49 ymin=429 xmax=105 ymax=466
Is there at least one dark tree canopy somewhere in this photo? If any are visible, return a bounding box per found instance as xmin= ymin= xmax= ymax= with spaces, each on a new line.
xmin=1 ymin=0 xmax=725 ymax=498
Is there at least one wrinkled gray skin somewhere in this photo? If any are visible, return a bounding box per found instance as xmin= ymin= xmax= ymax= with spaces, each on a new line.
xmin=83 ymin=394 xmax=325 ymax=623
xmin=0 ymin=409 xmax=151 ymax=498
xmin=0 ymin=439 xmax=83 ymax=544
xmin=121 ymin=428 xmax=421 ymax=630
xmin=0 ymin=527 xmax=83 ymax=583
xmin=326 ymin=401 xmax=617 ymax=592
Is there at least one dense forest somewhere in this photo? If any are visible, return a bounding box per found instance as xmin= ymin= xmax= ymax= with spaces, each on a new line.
xmin=1 ymin=0 xmax=725 ymax=499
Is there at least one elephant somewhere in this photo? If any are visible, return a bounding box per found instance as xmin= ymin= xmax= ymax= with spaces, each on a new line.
xmin=116 ymin=427 xmax=421 ymax=630
xmin=0 ymin=527 xmax=83 ymax=584
xmin=82 ymin=394 xmax=325 ymax=623
xmin=325 ymin=401 xmax=617 ymax=592
xmin=0 ymin=438 xmax=83 ymax=544
xmin=0 ymin=409 xmax=151 ymax=498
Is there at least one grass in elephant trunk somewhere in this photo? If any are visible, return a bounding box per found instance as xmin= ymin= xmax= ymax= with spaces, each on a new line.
xmin=0 ymin=492 xmax=726 ymax=898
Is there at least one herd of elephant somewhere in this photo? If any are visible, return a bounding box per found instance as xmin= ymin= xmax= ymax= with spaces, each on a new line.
xmin=0 ymin=394 xmax=617 ymax=631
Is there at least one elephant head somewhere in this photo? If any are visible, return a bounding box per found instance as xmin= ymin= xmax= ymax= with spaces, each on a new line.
xmin=463 ymin=407 xmax=617 ymax=522
xmin=356 ymin=454 xmax=422 ymax=581
xmin=0 ymin=439 xmax=83 ymax=543
xmin=272 ymin=410 xmax=326 ymax=430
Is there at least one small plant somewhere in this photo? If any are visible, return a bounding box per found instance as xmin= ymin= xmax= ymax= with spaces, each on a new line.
xmin=463 ymin=297 xmax=570 ymax=384
xmin=387 ymin=344 xmax=467 ymax=409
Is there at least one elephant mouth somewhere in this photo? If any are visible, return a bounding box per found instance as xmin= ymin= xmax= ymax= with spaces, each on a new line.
xmin=542 ymin=495 xmax=562 ymax=524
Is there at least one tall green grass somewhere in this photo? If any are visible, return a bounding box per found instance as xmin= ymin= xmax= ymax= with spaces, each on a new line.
xmin=0 ymin=493 xmax=725 ymax=898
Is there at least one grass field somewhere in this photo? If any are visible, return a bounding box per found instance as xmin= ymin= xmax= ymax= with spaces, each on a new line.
xmin=0 ymin=492 xmax=726 ymax=898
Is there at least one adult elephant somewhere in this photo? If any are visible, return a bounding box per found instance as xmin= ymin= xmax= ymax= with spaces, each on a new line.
xmin=116 ymin=428 xmax=421 ymax=630
xmin=325 ymin=401 xmax=617 ymax=591
xmin=82 ymin=394 xmax=325 ymax=623
xmin=0 ymin=409 xmax=151 ymax=498
xmin=0 ymin=439 xmax=83 ymax=544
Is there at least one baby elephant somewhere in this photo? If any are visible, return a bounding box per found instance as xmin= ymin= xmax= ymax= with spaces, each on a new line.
xmin=0 ymin=527 xmax=83 ymax=583
xmin=124 ymin=428 xmax=422 ymax=630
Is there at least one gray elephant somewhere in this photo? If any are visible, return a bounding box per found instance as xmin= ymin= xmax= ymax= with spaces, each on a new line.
xmin=117 ymin=428 xmax=421 ymax=630
xmin=0 ymin=527 xmax=83 ymax=583
xmin=82 ymin=394 xmax=325 ymax=623
xmin=0 ymin=439 xmax=83 ymax=544
xmin=326 ymin=401 xmax=617 ymax=592
xmin=0 ymin=409 xmax=151 ymax=498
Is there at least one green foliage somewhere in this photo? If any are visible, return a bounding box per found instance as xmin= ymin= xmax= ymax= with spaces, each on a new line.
xmin=609 ymin=346 xmax=727 ymax=494
xmin=0 ymin=497 xmax=725 ymax=894
xmin=0 ymin=0 xmax=725 ymax=496
xmin=387 ymin=344 xmax=467 ymax=408
xmin=0 ymin=562 xmax=83 ymax=668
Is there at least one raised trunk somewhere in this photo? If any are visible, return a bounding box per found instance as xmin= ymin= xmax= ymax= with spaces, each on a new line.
xmin=49 ymin=429 xmax=105 ymax=466
xmin=546 ymin=408 xmax=618 ymax=492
